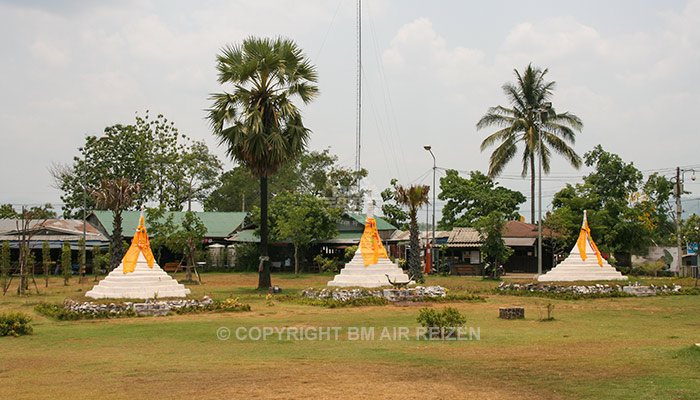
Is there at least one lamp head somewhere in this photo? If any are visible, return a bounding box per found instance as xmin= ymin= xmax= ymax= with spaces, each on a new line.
xmin=424 ymin=145 xmax=431 ymax=151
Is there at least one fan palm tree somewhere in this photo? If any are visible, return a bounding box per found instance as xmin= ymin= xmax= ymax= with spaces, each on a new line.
xmin=207 ymin=37 xmax=318 ymax=289
xmin=396 ymin=184 xmax=430 ymax=282
xmin=91 ymin=178 xmax=142 ymax=270
xmin=477 ymin=64 xmax=583 ymax=224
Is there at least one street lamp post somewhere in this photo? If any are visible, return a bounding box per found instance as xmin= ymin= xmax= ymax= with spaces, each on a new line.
xmin=672 ymin=168 xmax=696 ymax=277
xmin=537 ymin=102 xmax=552 ymax=277
xmin=424 ymin=145 xmax=436 ymax=273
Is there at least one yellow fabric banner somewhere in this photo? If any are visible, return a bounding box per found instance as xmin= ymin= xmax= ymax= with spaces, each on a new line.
xmin=359 ymin=218 xmax=388 ymax=266
xmin=122 ymin=215 xmax=155 ymax=274
xmin=577 ymin=218 xmax=603 ymax=267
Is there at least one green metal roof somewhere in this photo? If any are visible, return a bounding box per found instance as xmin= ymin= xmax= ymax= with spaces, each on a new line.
xmin=346 ymin=213 xmax=396 ymax=230
xmin=227 ymin=229 xmax=260 ymax=243
xmin=91 ymin=210 xmax=247 ymax=238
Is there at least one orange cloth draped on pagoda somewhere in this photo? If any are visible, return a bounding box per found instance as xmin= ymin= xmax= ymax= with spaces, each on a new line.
xmin=359 ymin=218 xmax=388 ymax=266
xmin=576 ymin=212 xmax=603 ymax=267
xmin=122 ymin=213 xmax=155 ymax=274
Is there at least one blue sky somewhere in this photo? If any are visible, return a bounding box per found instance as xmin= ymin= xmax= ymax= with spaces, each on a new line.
xmin=2 ymin=0 xmax=700 ymax=219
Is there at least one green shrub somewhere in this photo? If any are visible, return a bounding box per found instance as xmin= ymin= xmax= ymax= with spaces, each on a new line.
xmin=313 ymin=254 xmax=338 ymax=274
xmin=0 ymin=312 xmax=33 ymax=337
xmin=344 ymin=245 xmax=358 ymax=261
xmin=416 ymin=306 xmax=466 ymax=339
xmin=234 ymin=243 xmax=260 ymax=271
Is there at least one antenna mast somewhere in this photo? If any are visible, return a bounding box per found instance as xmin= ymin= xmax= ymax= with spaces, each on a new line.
xmin=355 ymin=0 xmax=362 ymax=190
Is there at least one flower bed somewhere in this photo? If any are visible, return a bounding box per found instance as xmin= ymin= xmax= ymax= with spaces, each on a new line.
xmin=35 ymin=296 xmax=250 ymax=320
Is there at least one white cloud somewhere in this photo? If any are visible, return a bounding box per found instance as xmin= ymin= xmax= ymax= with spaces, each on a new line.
xmin=383 ymin=18 xmax=488 ymax=87
xmin=29 ymin=40 xmax=69 ymax=67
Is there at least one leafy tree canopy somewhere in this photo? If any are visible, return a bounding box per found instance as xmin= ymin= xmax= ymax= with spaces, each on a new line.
xmin=474 ymin=211 xmax=513 ymax=267
xmin=380 ymin=179 xmax=410 ymax=230
xmin=205 ymin=149 xmax=367 ymax=212
xmin=0 ymin=204 xmax=56 ymax=220
xmin=438 ymin=170 xmax=525 ymax=229
xmin=249 ymin=190 xmax=340 ymax=273
xmin=546 ymin=145 xmax=674 ymax=258
xmin=52 ymin=111 xmax=222 ymax=218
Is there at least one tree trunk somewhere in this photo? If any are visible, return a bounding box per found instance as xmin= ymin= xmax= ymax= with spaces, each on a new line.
xmin=530 ymin=154 xmax=536 ymax=224
xmin=257 ymin=176 xmax=272 ymax=289
xmin=408 ymin=209 xmax=422 ymax=281
xmin=294 ymin=243 xmax=299 ymax=276
xmin=111 ymin=212 xmax=123 ymax=270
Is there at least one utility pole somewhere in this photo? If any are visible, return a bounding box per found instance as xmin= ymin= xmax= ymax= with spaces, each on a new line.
xmin=537 ymin=102 xmax=552 ymax=276
xmin=676 ymin=167 xmax=683 ymax=277
xmin=673 ymin=167 xmax=696 ymax=277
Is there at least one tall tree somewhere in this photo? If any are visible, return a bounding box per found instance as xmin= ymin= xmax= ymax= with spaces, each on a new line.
xmin=61 ymin=241 xmax=72 ymax=286
xmin=42 ymin=241 xmax=51 ymax=288
xmin=381 ymin=178 xmax=409 ymax=230
xmin=262 ymin=190 xmax=340 ymax=275
xmin=205 ymin=149 xmax=366 ymax=213
xmin=438 ymin=170 xmax=525 ymax=229
xmin=477 ymin=64 xmax=583 ymax=223
xmin=546 ymin=146 xmax=673 ymax=263
xmin=474 ymin=211 xmax=513 ymax=277
xmin=51 ymin=111 xmax=222 ymax=216
xmin=207 ymin=36 xmax=319 ymax=289
xmin=395 ymin=184 xmax=430 ymax=282
xmin=91 ymin=178 xmax=142 ymax=270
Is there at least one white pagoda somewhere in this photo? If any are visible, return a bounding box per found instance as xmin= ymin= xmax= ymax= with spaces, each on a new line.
xmin=538 ymin=210 xmax=628 ymax=282
xmin=328 ymin=198 xmax=410 ymax=288
xmin=86 ymin=212 xmax=190 ymax=299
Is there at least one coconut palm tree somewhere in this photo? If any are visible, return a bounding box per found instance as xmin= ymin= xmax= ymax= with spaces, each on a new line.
xmin=477 ymin=64 xmax=583 ymax=224
xmin=396 ymin=184 xmax=430 ymax=282
xmin=207 ymin=37 xmax=318 ymax=289
xmin=91 ymin=178 xmax=141 ymax=270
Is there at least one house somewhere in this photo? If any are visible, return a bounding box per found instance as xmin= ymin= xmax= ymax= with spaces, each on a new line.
xmin=385 ymin=230 xmax=451 ymax=262
xmin=0 ymin=219 xmax=110 ymax=273
xmin=501 ymin=220 xmax=559 ymax=273
xmin=437 ymin=220 xmax=562 ymax=275
xmin=88 ymin=210 xmax=248 ymax=244
xmin=0 ymin=219 xmax=109 ymax=249
xmin=226 ymin=213 xmax=398 ymax=270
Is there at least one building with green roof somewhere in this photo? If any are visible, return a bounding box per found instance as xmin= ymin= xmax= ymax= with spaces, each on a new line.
xmin=88 ymin=211 xmax=248 ymax=243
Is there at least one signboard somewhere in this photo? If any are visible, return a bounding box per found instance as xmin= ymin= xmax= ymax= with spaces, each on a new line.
xmin=687 ymin=243 xmax=698 ymax=255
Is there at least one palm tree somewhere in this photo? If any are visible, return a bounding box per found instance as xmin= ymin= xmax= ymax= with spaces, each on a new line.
xmin=396 ymin=184 xmax=430 ymax=282
xmin=207 ymin=37 xmax=318 ymax=289
xmin=91 ymin=178 xmax=141 ymax=270
xmin=477 ymin=64 xmax=583 ymax=224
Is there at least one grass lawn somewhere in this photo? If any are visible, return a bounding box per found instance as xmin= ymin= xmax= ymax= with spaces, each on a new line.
xmin=1 ymin=272 xmax=699 ymax=399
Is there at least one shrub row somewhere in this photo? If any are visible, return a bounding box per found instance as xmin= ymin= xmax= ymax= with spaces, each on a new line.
xmin=422 ymin=293 xmax=486 ymax=303
xmin=494 ymin=289 xmax=635 ymax=300
xmin=34 ymin=303 xmax=136 ymax=321
xmin=173 ymin=298 xmax=251 ymax=314
xmin=276 ymin=295 xmax=389 ymax=308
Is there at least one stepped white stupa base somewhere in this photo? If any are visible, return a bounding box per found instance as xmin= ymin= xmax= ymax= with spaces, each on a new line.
xmin=86 ymin=253 xmax=191 ymax=299
xmin=539 ymin=211 xmax=628 ymax=282
xmin=328 ymin=250 xmax=411 ymax=288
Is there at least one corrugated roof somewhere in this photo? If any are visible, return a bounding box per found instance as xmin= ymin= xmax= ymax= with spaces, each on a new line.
xmin=504 ymin=237 xmax=536 ymax=246
xmin=91 ymin=211 xmax=247 ymax=238
xmin=0 ymin=219 xmax=108 ymax=242
xmin=346 ymin=213 xmax=396 ymax=230
xmin=388 ymin=230 xmax=451 ymax=243
xmin=503 ymin=220 xmax=560 ymax=238
xmin=447 ymin=227 xmax=482 ymax=247
xmin=227 ymin=229 xmax=260 ymax=243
